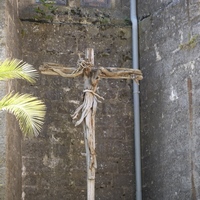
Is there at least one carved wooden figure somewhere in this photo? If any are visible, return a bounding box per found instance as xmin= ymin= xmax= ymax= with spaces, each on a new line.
xmin=39 ymin=48 xmax=143 ymax=200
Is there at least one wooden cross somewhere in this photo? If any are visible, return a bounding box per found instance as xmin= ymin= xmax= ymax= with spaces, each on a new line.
xmin=39 ymin=48 xmax=143 ymax=200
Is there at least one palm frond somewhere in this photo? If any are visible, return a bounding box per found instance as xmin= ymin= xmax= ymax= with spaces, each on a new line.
xmin=0 ymin=59 xmax=38 ymax=83
xmin=0 ymin=93 xmax=46 ymax=137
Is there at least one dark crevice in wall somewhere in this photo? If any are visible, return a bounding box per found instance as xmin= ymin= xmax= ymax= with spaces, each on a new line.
xmin=139 ymin=14 xmax=151 ymax=22
xmin=20 ymin=18 xmax=132 ymax=27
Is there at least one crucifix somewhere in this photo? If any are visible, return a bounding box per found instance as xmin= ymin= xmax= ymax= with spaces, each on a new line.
xmin=39 ymin=48 xmax=143 ymax=200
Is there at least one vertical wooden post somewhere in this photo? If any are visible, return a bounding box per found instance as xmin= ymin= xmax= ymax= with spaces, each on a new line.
xmin=84 ymin=48 xmax=96 ymax=200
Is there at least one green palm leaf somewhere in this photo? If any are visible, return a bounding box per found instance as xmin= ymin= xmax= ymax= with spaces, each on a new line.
xmin=0 ymin=93 xmax=46 ymax=137
xmin=0 ymin=59 xmax=38 ymax=83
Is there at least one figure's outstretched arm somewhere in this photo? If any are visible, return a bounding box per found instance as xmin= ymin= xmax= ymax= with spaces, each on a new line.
xmin=51 ymin=68 xmax=83 ymax=78
xmin=99 ymin=67 xmax=143 ymax=81
xmin=39 ymin=62 xmax=84 ymax=78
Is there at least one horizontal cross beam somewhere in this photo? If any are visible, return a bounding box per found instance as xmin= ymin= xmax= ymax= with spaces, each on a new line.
xmin=39 ymin=62 xmax=143 ymax=81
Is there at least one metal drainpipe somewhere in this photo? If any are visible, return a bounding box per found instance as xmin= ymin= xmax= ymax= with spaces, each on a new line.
xmin=130 ymin=0 xmax=142 ymax=200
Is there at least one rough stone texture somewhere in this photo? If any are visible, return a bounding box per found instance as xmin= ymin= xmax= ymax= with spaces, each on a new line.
xmin=10 ymin=0 xmax=136 ymax=199
xmin=18 ymin=0 xmax=130 ymax=21
xmin=0 ymin=0 xmax=6 ymax=199
xmin=139 ymin=0 xmax=200 ymax=199
xmin=5 ymin=1 xmax=23 ymax=200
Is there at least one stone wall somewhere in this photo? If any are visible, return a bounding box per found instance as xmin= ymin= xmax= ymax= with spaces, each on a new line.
xmin=0 ymin=0 xmax=6 ymax=198
xmin=17 ymin=1 xmax=135 ymax=199
xmin=5 ymin=0 xmax=23 ymax=200
xmin=139 ymin=0 xmax=200 ymax=199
